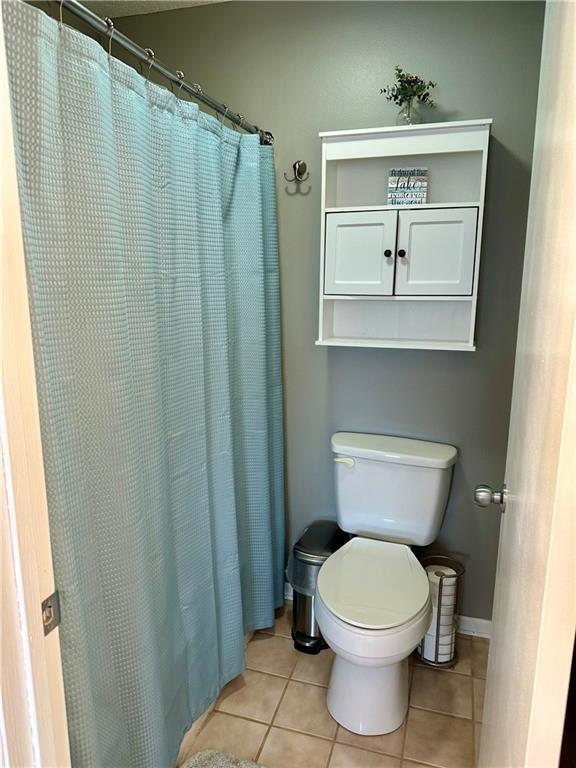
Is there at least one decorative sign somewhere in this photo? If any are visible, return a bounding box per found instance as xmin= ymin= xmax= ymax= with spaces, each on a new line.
xmin=387 ymin=168 xmax=428 ymax=205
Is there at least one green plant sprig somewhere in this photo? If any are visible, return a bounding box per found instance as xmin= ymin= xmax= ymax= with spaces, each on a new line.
xmin=380 ymin=66 xmax=437 ymax=108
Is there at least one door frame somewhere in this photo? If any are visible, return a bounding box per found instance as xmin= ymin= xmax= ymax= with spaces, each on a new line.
xmin=1 ymin=8 xmax=71 ymax=764
xmin=479 ymin=1 xmax=576 ymax=764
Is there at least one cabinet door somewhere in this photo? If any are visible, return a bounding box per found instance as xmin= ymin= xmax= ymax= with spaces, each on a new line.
xmin=394 ymin=208 xmax=478 ymax=296
xmin=324 ymin=211 xmax=397 ymax=295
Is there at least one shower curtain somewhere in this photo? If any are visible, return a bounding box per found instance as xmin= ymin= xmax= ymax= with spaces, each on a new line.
xmin=3 ymin=2 xmax=284 ymax=766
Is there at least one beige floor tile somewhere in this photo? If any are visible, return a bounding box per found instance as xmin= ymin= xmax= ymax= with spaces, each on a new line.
xmin=216 ymin=670 xmax=286 ymax=723
xmin=246 ymin=633 xmax=298 ymax=678
xmin=410 ymin=668 xmax=473 ymax=719
xmin=452 ymin=635 xmax=472 ymax=675
xmin=471 ymin=638 xmax=489 ymax=679
xmin=292 ymin=648 xmax=335 ymax=686
xmin=473 ymin=678 xmax=485 ymax=723
xmin=404 ymin=707 xmax=475 ymax=768
xmin=190 ymin=712 xmax=267 ymax=761
xmin=330 ymin=744 xmax=401 ymax=767
xmin=336 ymin=723 xmax=405 ymax=757
xmin=258 ymin=727 xmax=332 ymax=768
xmin=274 ymin=680 xmax=337 ymax=739
xmin=260 ymin=605 xmax=292 ymax=638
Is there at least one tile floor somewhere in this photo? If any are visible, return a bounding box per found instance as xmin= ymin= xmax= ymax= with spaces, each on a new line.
xmin=180 ymin=606 xmax=489 ymax=768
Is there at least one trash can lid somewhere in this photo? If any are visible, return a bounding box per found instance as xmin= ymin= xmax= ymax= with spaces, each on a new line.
xmin=294 ymin=521 xmax=348 ymax=564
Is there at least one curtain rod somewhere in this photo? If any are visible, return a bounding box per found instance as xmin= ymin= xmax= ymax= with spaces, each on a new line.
xmin=51 ymin=0 xmax=274 ymax=145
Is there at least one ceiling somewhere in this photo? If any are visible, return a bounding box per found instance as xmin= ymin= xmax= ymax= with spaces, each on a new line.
xmin=83 ymin=0 xmax=227 ymax=18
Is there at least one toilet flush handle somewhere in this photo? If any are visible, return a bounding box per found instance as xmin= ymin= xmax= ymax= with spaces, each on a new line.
xmin=334 ymin=457 xmax=355 ymax=468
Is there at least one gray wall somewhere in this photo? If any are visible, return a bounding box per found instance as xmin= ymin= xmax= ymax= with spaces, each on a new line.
xmin=118 ymin=2 xmax=544 ymax=620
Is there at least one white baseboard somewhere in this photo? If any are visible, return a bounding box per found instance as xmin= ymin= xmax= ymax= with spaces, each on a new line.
xmin=457 ymin=615 xmax=492 ymax=638
xmin=284 ymin=582 xmax=491 ymax=638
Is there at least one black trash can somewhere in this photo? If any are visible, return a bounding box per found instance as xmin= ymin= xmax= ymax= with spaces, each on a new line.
xmin=286 ymin=521 xmax=348 ymax=654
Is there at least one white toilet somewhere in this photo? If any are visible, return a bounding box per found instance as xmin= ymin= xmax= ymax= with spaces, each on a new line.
xmin=315 ymin=432 xmax=458 ymax=736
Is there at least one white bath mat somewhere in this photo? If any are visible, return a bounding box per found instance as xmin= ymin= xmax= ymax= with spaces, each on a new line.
xmin=181 ymin=750 xmax=264 ymax=768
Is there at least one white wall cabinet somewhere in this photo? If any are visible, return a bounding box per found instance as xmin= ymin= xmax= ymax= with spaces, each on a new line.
xmin=317 ymin=120 xmax=492 ymax=351
xmin=324 ymin=210 xmax=396 ymax=295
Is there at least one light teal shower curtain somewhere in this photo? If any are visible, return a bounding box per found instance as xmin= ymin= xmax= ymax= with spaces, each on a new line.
xmin=3 ymin=2 xmax=284 ymax=766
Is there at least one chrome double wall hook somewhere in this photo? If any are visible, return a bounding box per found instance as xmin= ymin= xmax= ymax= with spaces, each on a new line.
xmin=284 ymin=159 xmax=311 ymax=196
xmin=284 ymin=160 xmax=310 ymax=183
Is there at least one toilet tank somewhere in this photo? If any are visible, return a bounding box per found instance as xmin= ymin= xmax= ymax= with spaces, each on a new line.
xmin=331 ymin=433 xmax=458 ymax=546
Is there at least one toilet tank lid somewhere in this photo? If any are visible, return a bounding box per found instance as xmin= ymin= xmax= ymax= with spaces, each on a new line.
xmin=331 ymin=433 xmax=458 ymax=469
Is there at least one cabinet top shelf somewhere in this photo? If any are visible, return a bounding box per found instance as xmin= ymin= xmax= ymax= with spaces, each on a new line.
xmin=324 ymin=203 xmax=481 ymax=213
xmin=319 ymin=119 xmax=493 ymax=139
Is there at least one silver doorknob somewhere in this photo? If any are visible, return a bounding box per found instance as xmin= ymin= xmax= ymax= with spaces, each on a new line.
xmin=474 ymin=484 xmax=507 ymax=513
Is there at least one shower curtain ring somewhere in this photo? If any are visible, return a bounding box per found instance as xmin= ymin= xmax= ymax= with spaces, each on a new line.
xmin=144 ymin=48 xmax=155 ymax=83
xmin=104 ymin=17 xmax=114 ymax=58
xmin=59 ymin=0 xmax=64 ymax=29
xmin=227 ymin=109 xmax=239 ymax=131
xmin=175 ymin=70 xmax=185 ymax=99
xmin=237 ymin=114 xmax=245 ymax=132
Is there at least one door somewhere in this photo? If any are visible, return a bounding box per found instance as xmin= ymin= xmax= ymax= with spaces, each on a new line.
xmin=1 ymin=14 xmax=70 ymax=766
xmin=478 ymin=3 xmax=576 ymax=765
xmin=324 ymin=210 xmax=397 ymax=295
xmin=394 ymin=207 xmax=477 ymax=296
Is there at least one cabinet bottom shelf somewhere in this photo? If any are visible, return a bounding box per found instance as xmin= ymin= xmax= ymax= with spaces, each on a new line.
xmin=315 ymin=337 xmax=476 ymax=351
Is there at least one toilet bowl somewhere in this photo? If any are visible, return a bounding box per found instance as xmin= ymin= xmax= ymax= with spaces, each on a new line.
xmin=316 ymin=536 xmax=432 ymax=735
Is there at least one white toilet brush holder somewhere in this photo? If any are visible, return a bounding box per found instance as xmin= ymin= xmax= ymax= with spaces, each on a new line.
xmin=417 ymin=554 xmax=464 ymax=668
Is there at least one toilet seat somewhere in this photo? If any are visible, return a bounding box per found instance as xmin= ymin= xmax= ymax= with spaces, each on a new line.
xmin=315 ymin=537 xmax=433 ymax=735
xmin=316 ymin=537 xmax=430 ymax=630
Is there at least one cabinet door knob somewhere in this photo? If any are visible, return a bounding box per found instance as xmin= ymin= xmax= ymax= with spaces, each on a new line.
xmin=398 ymin=249 xmax=407 ymax=258
xmin=384 ymin=249 xmax=392 ymax=257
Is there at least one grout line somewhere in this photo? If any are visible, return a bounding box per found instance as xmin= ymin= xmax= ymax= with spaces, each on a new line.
xmin=403 ymin=756 xmax=469 ymax=768
xmin=324 ymin=702 xmax=340 ymax=768
xmin=213 ymin=711 xmax=269 ymax=728
xmin=257 ymin=629 xmax=292 ymax=639
xmin=334 ymin=735 xmax=403 ymax=762
xmin=244 ymin=663 xmax=330 ymax=689
xmin=400 ymin=661 xmax=414 ymax=763
xmin=244 ymin=666 xmax=295 ymax=683
xmin=325 ymin=733 xmax=337 ymax=767
xmin=291 ymin=676 xmax=329 ymax=688
xmin=262 ymin=720 xmax=338 ymax=742
xmin=264 ymin=723 xmax=335 ymax=744
xmin=409 ymin=704 xmax=473 ymax=721
xmin=254 ymin=676 xmax=290 ymax=762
